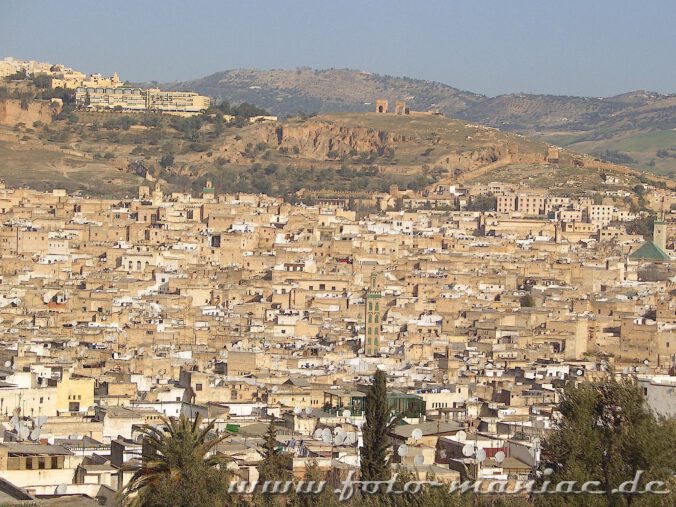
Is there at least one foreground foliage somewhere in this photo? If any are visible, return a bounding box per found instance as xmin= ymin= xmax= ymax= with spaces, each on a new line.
xmin=537 ymin=376 xmax=676 ymax=507
xmin=121 ymin=414 xmax=232 ymax=507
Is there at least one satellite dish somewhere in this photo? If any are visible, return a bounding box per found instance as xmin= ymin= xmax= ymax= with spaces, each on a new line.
xmin=30 ymin=428 xmax=41 ymax=441
xmin=439 ymin=450 xmax=447 ymax=459
xmin=3 ymin=361 xmax=10 ymax=368
xmin=334 ymin=434 xmax=345 ymax=445
xmin=9 ymin=416 xmax=18 ymax=428
xmin=335 ymin=427 xmax=346 ymax=437
xmin=322 ymin=433 xmax=332 ymax=444
xmin=293 ymin=407 xmax=302 ymax=415
xmin=342 ymin=409 xmax=351 ymax=418
xmin=413 ymin=454 xmax=425 ymax=466
xmin=397 ymin=444 xmax=409 ymax=457
xmin=494 ymin=451 xmax=506 ymax=464
xmin=475 ymin=449 xmax=486 ymax=462
xmin=344 ymin=433 xmax=356 ymax=445
xmin=462 ymin=443 xmax=475 ymax=457
xmin=55 ymin=484 xmax=68 ymax=495
xmin=576 ymin=369 xmax=583 ymax=376
xmin=456 ymin=430 xmax=467 ymax=442
xmin=313 ymin=429 xmax=323 ymax=439
xmin=19 ymin=426 xmax=30 ymax=440
xmin=411 ymin=429 xmax=423 ymax=441
xmin=69 ymin=433 xmax=78 ymax=439
xmin=304 ymin=407 xmax=313 ymax=416
xmin=321 ymin=428 xmax=332 ymax=442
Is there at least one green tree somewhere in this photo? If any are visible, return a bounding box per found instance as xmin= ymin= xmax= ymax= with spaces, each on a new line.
xmin=292 ymin=459 xmax=340 ymax=507
xmin=159 ymin=154 xmax=175 ymax=169
xmin=467 ymin=195 xmax=497 ymax=211
xmin=361 ymin=369 xmax=393 ymax=484
xmin=121 ymin=414 xmax=231 ymax=507
xmin=256 ymin=420 xmax=293 ymax=506
xmin=520 ymin=294 xmax=535 ymax=308
xmin=259 ymin=421 xmax=291 ymax=480
xmin=626 ymin=216 xmax=655 ymax=240
xmin=32 ymin=73 xmax=52 ymax=89
xmin=537 ymin=377 xmax=676 ymax=507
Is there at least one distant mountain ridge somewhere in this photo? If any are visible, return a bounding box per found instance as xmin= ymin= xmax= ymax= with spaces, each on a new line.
xmin=159 ymin=68 xmax=485 ymax=117
xmin=157 ymin=68 xmax=672 ymax=129
xmin=153 ymin=68 xmax=676 ymax=177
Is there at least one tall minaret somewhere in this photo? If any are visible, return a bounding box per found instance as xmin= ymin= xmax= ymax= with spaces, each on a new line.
xmin=364 ymin=271 xmax=382 ymax=357
xmin=654 ymin=198 xmax=668 ymax=251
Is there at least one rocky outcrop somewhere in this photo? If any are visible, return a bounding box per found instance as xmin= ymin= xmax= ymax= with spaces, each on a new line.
xmin=266 ymin=121 xmax=404 ymax=158
xmin=0 ymin=100 xmax=59 ymax=126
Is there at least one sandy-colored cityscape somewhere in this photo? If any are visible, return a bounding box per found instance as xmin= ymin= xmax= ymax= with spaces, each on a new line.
xmin=0 ymin=55 xmax=674 ymax=506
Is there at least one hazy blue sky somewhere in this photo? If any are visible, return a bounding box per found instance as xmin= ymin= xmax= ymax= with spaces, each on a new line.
xmin=1 ymin=0 xmax=675 ymax=97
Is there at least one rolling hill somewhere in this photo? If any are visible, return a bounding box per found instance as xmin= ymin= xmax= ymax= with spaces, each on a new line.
xmin=158 ymin=69 xmax=676 ymax=177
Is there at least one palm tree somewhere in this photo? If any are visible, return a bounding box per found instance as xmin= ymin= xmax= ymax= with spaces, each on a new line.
xmin=121 ymin=414 xmax=231 ymax=507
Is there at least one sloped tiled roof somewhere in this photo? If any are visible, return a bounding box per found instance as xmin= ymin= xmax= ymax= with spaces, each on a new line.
xmin=629 ymin=241 xmax=670 ymax=261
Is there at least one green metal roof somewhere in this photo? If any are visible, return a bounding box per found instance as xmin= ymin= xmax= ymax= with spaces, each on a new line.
xmin=629 ymin=241 xmax=670 ymax=261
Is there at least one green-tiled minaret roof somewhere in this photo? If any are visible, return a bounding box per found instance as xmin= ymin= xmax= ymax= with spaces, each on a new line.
xmin=629 ymin=241 xmax=670 ymax=261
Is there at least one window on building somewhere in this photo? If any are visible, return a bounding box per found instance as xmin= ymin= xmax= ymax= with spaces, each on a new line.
xmin=196 ymin=384 xmax=203 ymax=391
